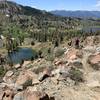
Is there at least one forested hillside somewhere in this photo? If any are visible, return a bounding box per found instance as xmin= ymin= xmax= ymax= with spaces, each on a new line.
xmin=0 ymin=1 xmax=81 ymax=39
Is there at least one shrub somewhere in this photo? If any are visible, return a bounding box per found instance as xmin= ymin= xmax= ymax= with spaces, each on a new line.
xmin=55 ymin=48 xmax=65 ymax=57
xmin=38 ymin=50 xmax=42 ymax=58
xmin=54 ymin=40 xmax=59 ymax=47
xmin=23 ymin=79 xmax=32 ymax=89
xmin=46 ymin=54 xmax=55 ymax=61
xmin=31 ymin=41 xmax=35 ymax=46
xmin=48 ymin=48 xmax=51 ymax=54
xmin=69 ymin=67 xmax=84 ymax=84
xmin=0 ymin=66 xmax=6 ymax=77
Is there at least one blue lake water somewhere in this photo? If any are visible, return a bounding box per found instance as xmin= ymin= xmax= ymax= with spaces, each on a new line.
xmin=82 ymin=27 xmax=100 ymax=33
xmin=7 ymin=48 xmax=37 ymax=64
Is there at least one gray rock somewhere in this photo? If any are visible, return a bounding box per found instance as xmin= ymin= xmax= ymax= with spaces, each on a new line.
xmin=96 ymin=47 xmax=100 ymax=53
xmin=72 ymin=59 xmax=83 ymax=68
xmin=5 ymin=71 xmax=14 ymax=77
xmin=13 ymin=92 xmax=24 ymax=100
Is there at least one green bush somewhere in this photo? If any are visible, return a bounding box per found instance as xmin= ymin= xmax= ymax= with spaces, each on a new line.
xmin=46 ymin=54 xmax=55 ymax=61
xmin=23 ymin=79 xmax=32 ymax=89
xmin=0 ymin=66 xmax=6 ymax=77
xmin=55 ymin=48 xmax=65 ymax=57
xmin=69 ymin=67 xmax=84 ymax=84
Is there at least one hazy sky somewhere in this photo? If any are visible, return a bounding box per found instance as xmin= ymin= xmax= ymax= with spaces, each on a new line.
xmin=10 ymin=0 xmax=100 ymax=11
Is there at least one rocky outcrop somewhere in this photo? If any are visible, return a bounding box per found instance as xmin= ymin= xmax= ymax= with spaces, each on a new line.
xmin=88 ymin=53 xmax=100 ymax=70
xmin=16 ymin=70 xmax=38 ymax=88
xmin=3 ymin=71 xmax=14 ymax=84
xmin=39 ymin=68 xmax=52 ymax=82
xmin=66 ymin=48 xmax=83 ymax=60
xmin=24 ymin=91 xmax=49 ymax=100
xmin=0 ymin=35 xmax=100 ymax=100
xmin=13 ymin=90 xmax=50 ymax=100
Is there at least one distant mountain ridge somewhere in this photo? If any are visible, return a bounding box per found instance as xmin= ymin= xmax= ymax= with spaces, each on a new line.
xmin=50 ymin=10 xmax=100 ymax=18
xmin=0 ymin=1 xmax=52 ymax=16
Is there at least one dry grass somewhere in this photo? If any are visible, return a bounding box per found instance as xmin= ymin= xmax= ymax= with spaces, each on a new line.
xmin=0 ymin=48 xmax=7 ymax=54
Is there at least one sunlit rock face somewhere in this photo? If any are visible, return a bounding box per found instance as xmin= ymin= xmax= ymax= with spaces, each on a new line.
xmin=88 ymin=53 xmax=100 ymax=70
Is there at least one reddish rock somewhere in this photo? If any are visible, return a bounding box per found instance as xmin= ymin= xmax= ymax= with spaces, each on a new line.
xmin=25 ymin=91 xmax=50 ymax=100
xmin=88 ymin=53 xmax=100 ymax=70
xmin=16 ymin=70 xmax=38 ymax=86
xmin=43 ymin=68 xmax=51 ymax=76
xmin=38 ymin=68 xmax=52 ymax=82
xmin=54 ymin=60 xmax=64 ymax=66
xmin=66 ymin=48 xmax=83 ymax=60
xmin=14 ymin=90 xmax=50 ymax=100
xmin=54 ymin=59 xmax=68 ymax=66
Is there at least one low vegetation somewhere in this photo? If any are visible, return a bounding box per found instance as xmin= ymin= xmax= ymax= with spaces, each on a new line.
xmin=69 ymin=67 xmax=84 ymax=84
xmin=0 ymin=66 xmax=6 ymax=77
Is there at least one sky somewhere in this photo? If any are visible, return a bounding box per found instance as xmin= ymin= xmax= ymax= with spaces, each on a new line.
xmin=10 ymin=0 xmax=100 ymax=11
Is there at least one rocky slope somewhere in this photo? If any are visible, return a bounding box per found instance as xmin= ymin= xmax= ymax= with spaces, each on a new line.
xmin=0 ymin=35 xmax=100 ymax=100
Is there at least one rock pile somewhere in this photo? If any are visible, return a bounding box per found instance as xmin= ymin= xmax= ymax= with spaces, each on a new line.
xmin=0 ymin=36 xmax=100 ymax=100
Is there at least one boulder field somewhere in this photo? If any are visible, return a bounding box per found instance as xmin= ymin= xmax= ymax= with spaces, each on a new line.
xmin=0 ymin=36 xmax=100 ymax=100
